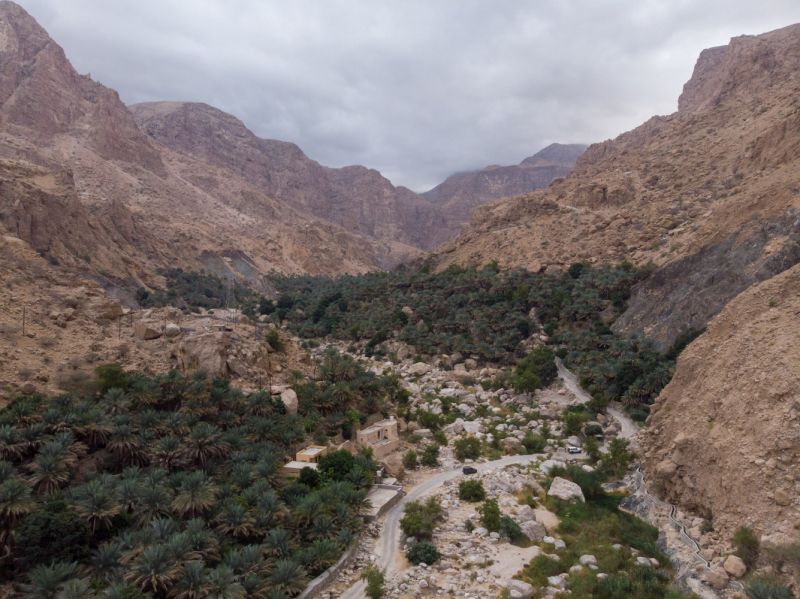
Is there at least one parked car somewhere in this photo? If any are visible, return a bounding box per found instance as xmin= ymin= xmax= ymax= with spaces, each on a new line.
xmin=567 ymin=446 xmax=581 ymax=454
xmin=462 ymin=466 xmax=477 ymax=475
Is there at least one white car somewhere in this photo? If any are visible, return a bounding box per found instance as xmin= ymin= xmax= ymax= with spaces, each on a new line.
xmin=567 ymin=446 xmax=581 ymax=454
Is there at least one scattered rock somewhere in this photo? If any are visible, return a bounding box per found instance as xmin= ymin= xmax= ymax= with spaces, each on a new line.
xmin=547 ymin=477 xmax=585 ymax=502
xmin=723 ymin=555 xmax=746 ymax=578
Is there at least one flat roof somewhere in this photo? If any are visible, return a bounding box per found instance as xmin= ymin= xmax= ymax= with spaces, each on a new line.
xmin=374 ymin=438 xmax=397 ymax=447
xmin=360 ymin=425 xmax=385 ymax=434
xmin=376 ymin=419 xmax=396 ymax=425
xmin=297 ymin=446 xmax=325 ymax=456
xmin=282 ymin=461 xmax=318 ymax=470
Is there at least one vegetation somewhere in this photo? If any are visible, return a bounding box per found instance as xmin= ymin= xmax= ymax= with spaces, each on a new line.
xmin=420 ymin=445 xmax=439 ymax=467
xmin=499 ymin=515 xmax=524 ymax=542
xmin=458 ymin=480 xmax=486 ymax=503
xmin=744 ymin=575 xmax=793 ymax=599
xmin=477 ymin=498 xmax=501 ymax=532
xmin=734 ymin=525 xmax=760 ymax=570
xmin=403 ymin=450 xmax=418 ymax=470
xmin=360 ymin=563 xmax=386 ymax=599
xmin=399 ymin=497 xmax=444 ymax=541
xmin=0 ymin=357 xmax=397 ymax=598
xmin=405 ymin=541 xmax=442 ymax=566
xmin=454 ymin=437 xmax=482 ymax=461
xmin=519 ymin=466 xmax=674 ymax=599
xmin=135 ymin=268 xmax=261 ymax=312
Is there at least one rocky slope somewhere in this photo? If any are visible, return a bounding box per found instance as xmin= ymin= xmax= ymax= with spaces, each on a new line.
xmin=643 ymin=262 xmax=800 ymax=556
xmin=0 ymin=2 xmax=382 ymax=284
xmin=418 ymin=23 xmax=800 ymax=350
xmin=422 ymin=143 xmax=586 ymax=229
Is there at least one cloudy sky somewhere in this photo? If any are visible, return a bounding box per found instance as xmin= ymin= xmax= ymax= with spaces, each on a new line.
xmin=15 ymin=0 xmax=800 ymax=192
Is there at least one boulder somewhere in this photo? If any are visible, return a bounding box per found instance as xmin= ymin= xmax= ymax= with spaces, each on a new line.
xmin=723 ymin=555 xmax=746 ymax=578
xmin=520 ymin=521 xmax=546 ymax=541
xmin=579 ymin=555 xmax=597 ymax=566
xmin=406 ymin=420 xmax=420 ymax=433
xmin=408 ymin=362 xmax=432 ymax=376
xmin=547 ymin=576 xmax=567 ymax=589
xmin=539 ymin=459 xmax=566 ymax=475
xmin=656 ymin=460 xmax=678 ymax=478
xmin=135 ymin=321 xmax=163 ymax=340
xmin=175 ymin=332 xmax=231 ymax=378
xmin=539 ymin=408 xmax=557 ymax=420
xmin=164 ymin=323 xmax=181 ymax=338
xmin=465 ymin=358 xmax=478 ymax=370
xmin=416 ymin=429 xmax=432 ymax=438
xmin=462 ymin=421 xmax=484 ymax=435
xmin=281 ymin=389 xmax=298 ymax=415
xmin=501 ymin=437 xmax=521 ymax=449
xmin=516 ymin=505 xmax=536 ymax=523
xmin=18 ymin=381 xmax=36 ymax=395
xmin=548 ymin=477 xmax=585 ymax=502
xmin=775 ymin=489 xmax=791 ymax=506
xmin=506 ymin=580 xmax=534 ymax=599
xmin=566 ymin=436 xmax=581 ymax=447
xmin=705 ymin=568 xmax=729 ymax=590
xmin=96 ymin=299 xmax=124 ymax=320
xmin=382 ymin=453 xmax=405 ymax=481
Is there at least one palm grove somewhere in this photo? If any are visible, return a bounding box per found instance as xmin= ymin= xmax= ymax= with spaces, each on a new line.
xmin=0 ymin=351 xmax=401 ymax=598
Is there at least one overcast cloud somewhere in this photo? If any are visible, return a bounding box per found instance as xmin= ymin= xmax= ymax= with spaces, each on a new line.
xmin=14 ymin=0 xmax=800 ymax=192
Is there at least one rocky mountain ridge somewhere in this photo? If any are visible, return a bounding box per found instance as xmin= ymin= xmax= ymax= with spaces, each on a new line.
xmin=417 ymin=23 xmax=800 ymax=350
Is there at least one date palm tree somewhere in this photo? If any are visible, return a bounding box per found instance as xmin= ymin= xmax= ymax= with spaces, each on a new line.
xmin=126 ymin=544 xmax=179 ymax=595
xmin=185 ymin=423 xmax=229 ymax=465
xmin=91 ymin=541 xmax=124 ymax=583
xmin=73 ymin=474 xmax=121 ymax=532
xmin=0 ymin=426 xmax=25 ymax=461
xmin=246 ymin=392 xmax=273 ymax=417
xmin=205 ymin=564 xmax=245 ymax=599
xmin=267 ymin=559 xmax=306 ymax=596
xmin=56 ymin=578 xmax=96 ymax=599
xmin=102 ymin=388 xmax=130 ymax=416
xmin=0 ymin=476 xmax=35 ymax=553
xmin=255 ymin=491 xmax=288 ymax=529
xmin=215 ymin=502 xmax=254 ymax=539
xmin=172 ymin=471 xmax=218 ymax=518
xmin=25 ymin=561 xmax=78 ymax=599
xmin=107 ymin=425 xmax=146 ymax=466
xmin=263 ymin=528 xmax=293 ymax=559
xmin=171 ymin=560 xmax=208 ymax=599
xmin=28 ymin=453 xmax=69 ymax=494
xmin=152 ymin=436 xmax=187 ymax=473
xmin=134 ymin=484 xmax=172 ymax=528
xmin=185 ymin=518 xmax=220 ymax=560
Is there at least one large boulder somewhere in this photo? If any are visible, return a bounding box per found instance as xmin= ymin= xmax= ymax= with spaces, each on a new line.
xmin=501 ymin=437 xmax=521 ymax=450
xmin=462 ymin=421 xmax=484 ymax=435
xmin=515 ymin=504 xmax=536 ymax=523
xmin=164 ymin=323 xmax=181 ymax=338
xmin=281 ymin=389 xmax=298 ymax=415
xmin=174 ymin=332 xmax=231 ymax=378
xmin=506 ymin=580 xmax=534 ymax=599
xmin=383 ymin=453 xmax=406 ymax=481
xmin=723 ymin=555 xmax=746 ymax=579
xmin=705 ymin=568 xmax=729 ymax=590
xmin=135 ymin=321 xmax=163 ymax=340
xmin=95 ymin=299 xmax=124 ymax=320
xmin=533 ymin=509 xmax=560 ymax=532
xmin=408 ymin=362 xmax=432 ymax=376
xmin=548 ymin=477 xmax=585 ymax=502
xmin=520 ymin=521 xmax=546 ymax=541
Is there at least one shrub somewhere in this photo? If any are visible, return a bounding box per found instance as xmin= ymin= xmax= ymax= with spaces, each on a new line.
xmin=584 ymin=424 xmax=602 ymax=437
xmin=522 ymin=434 xmax=546 ymax=454
xmin=95 ymin=363 xmax=128 ymax=394
xmin=360 ymin=563 xmax=386 ymax=599
xmin=432 ymin=431 xmax=447 ymax=445
xmin=458 ymin=480 xmax=486 ymax=502
xmin=421 ymin=445 xmax=439 ymax=467
xmin=477 ymin=498 xmax=501 ymax=532
xmin=408 ymin=434 xmax=422 ymax=444
xmin=399 ymin=497 xmax=444 ymax=540
xmin=464 ymin=519 xmax=475 ymax=532
xmin=454 ymin=437 xmax=481 ymax=461
xmin=734 ymin=525 xmax=760 ymax=569
xmin=563 ymin=412 xmax=584 ymax=436
xmin=403 ymin=450 xmax=418 ymax=470
xmin=265 ymin=329 xmax=285 ymax=352
xmin=406 ymin=541 xmax=441 ymax=566
xmin=298 ymin=467 xmax=320 ymax=489
xmin=743 ymin=575 xmax=791 ymax=599
xmin=499 ymin=516 xmax=523 ymax=541
xmin=317 ymin=450 xmax=356 ymax=481
xmin=17 ymin=500 xmax=92 ymax=565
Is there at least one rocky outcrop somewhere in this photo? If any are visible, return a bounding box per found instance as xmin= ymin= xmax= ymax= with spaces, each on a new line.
xmin=417 ymin=22 xmax=800 ymax=349
xmin=642 ymin=263 xmax=800 ymax=547
xmin=174 ymin=332 xmax=232 ymax=378
xmin=422 ymin=143 xmax=586 ymax=229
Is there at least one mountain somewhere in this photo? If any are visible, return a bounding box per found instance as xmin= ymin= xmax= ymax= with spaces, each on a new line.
xmin=0 ymin=1 xmax=382 ymax=288
xmin=422 ymin=143 xmax=587 ymax=227
xmin=417 ymin=23 xmax=800 ymax=350
xmin=643 ymin=261 xmax=800 ymax=554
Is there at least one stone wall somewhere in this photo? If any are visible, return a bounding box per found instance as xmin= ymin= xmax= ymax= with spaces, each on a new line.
xmin=296 ymin=543 xmax=360 ymax=599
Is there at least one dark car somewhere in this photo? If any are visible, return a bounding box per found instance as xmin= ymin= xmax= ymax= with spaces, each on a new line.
xmin=462 ymin=466 xmax=477 ymax=475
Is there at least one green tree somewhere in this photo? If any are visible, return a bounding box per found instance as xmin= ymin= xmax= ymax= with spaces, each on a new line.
xmin=458 ymin=480 xmax=485 ymax=502
xmin=477 ymin=498 xmax=501 ymax=532
xmin=360 ymin=563 xmax=386 ymax=599
xmin=454 ymin=437 xmax=481 ymax=461
xmin=421 ymin=445 xmax=439 ymax=467
xmin=317 ymin=450 xmax=356 ymax=481
xmin=399 ymin=497 xmax=444 ymax=541
xmin=583 ymin=437 xmax=601 ymax=463
xmin=405 ymin=542 xmax=441 ymax=566
xmin=17 ymin=500 xmax=92 ymax=565
xmin=734 ymin=525 xmax=760 ymax=570
xmin=403 ymin=450 xmax=418 ymax=470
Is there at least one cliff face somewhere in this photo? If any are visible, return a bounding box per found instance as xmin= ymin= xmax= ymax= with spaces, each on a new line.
xmin=0 ymin=3 xmax=383 ymax=282
xmin=642 ymin=263 xmax=800 ymax=548
xmin=418 ymin=22 xmax=800 ymax=349
xmin=422 ymin=143 xmax=586 ymax=227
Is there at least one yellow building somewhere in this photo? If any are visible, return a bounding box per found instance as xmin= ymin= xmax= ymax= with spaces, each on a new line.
xmin=357 ymin=419 xmax=399 ymax=459
xmin=296 ymin=445 xmax=327 ymax=464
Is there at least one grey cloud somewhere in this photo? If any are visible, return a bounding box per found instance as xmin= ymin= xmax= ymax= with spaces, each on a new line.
xmin=15 ymin=0 xmax=800 ymax=191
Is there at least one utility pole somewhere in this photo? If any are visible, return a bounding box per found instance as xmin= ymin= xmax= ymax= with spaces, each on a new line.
xmin=22 ymin=307 xmax=25 ymax=336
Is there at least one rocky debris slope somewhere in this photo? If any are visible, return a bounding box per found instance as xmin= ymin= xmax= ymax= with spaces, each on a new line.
xmin=422 ymin=143 xmax=587 ymax=231
xmin=417 ymin=22 xmax=800 ymax=349
xmin=0 ymin=230 xmax=312 ymax=402
xmin=642 ymin=263 xmax=800 ymax=557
